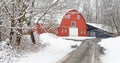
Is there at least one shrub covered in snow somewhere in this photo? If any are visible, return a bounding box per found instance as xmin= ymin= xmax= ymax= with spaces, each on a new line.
xmin=15 ymin=34 xmax=45 ymax=54
xmin=0 ymin=39 xmax=18 ymax=63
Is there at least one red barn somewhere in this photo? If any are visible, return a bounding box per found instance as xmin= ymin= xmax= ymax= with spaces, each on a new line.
xmin=58 ymin=9 xmax=87 ymax=36
xmin=33 ymin=23 xmax=47 ymax=35
xmin=33 ymin=23 xmax=57 ymax=35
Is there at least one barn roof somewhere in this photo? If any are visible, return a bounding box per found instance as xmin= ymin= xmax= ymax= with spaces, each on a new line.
xmin=57 ymin=9 xmax=81 ymax=24
xmin=87 ymin=23 xmax=117 ymax=34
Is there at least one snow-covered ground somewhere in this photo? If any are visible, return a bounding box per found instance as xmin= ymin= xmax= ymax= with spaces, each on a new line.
xmin=1 ymin=33 xmax=120 ymax=63
xmin=15 ymin=33 xmax=81 ymax=63
xmin=59 ymin=36 xmax=95 ymax=41
xmin=99 ymin=36 xmax=120 ymax=63
xmin=0 ymin=39 xmax=18 ymax=63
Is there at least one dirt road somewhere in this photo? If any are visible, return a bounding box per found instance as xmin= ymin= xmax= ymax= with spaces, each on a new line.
xmin=58 ymin=38 xmax=104 ymax=63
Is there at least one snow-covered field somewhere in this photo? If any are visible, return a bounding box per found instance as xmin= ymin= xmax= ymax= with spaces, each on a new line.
xmin=15 ymin=33 xmax=81 ymax=63
xmin=99 ymin=36 xmax=120 ymax=63
xmin=1 ymin=33 xmax=120 ymax=63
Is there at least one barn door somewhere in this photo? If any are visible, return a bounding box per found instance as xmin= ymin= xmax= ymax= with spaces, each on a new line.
xmin=69 ymin=28 xmax=78 ymax=36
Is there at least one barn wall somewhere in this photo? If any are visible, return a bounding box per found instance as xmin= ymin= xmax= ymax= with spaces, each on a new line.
xmin=58 ymin=27 xmax=69 ymax=36
xmin=58 ymin=9 xmax=87 ymax=37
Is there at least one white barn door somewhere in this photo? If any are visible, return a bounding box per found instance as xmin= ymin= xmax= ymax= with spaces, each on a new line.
xmin=69 ymin=28 xmax=78 ymax=37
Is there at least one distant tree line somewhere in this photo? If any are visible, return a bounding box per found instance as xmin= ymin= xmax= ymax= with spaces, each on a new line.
xmin=0 ymin=0 xmax=120 ymax=46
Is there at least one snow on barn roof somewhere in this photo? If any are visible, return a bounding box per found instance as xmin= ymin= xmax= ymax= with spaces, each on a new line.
xmin=57 ymin=9 xmax=81 ymax=24
xmin=87 ymin=23 xmax=117 ymax=34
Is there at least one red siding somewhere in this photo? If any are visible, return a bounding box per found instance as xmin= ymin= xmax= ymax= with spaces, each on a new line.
xmin=58 ymin=9 xmax=87 ymax=36
xmin=58 ymin=27 xmax=69 ymax=36
xmin=33 ymin=23 xmax=46 ymax=35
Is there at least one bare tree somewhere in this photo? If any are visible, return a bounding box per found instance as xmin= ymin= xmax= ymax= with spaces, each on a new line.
xmin=1 ymin=0 xmax=120 ymax=46
xmin=0 ymin=0 xmax=60 ymax=45
xmin=0 ymin=0 xmax=36 ymax=45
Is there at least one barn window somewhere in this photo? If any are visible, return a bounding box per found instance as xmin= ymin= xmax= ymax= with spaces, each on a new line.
xmin=62 ymin=29 xmax=64 ymax=33
xmin=62 ymin=28 xmax=67 ymax=33
xmin=80 ymin=30 xmax=83 ymax=34
xmin=77 ymin=15 xmax=80 ymax=20
xmin=71 ymin=21 xmax=76 ymax=27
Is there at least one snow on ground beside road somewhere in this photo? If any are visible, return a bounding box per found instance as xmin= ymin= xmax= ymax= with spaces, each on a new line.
xmin=59 ymin=36 xmax=95 ymax=41
xmin=99 ymin=36 xmax=120 ymax=63
xmin=0 ymin=39 xmax=18 ymax=63
xmin=16 ymin=33 xmax=81 ymax=63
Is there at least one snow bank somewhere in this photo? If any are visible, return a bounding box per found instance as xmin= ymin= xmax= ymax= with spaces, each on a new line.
xmin=17 ymin=33 xmax=81 ymax=63
xmin=99 ymin=37 xmax=120 ymax=63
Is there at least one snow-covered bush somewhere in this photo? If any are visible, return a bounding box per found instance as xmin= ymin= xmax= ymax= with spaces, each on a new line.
xmin=0 ymin=39 xmax=18 ymax=63
xmin=15 ymin=34 xmax=44 ymax=54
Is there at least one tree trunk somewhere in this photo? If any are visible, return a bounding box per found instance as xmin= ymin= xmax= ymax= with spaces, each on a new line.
xmin=111 ymin=14 xmax=120 ymax=34
xmin=30 ymin=30 xmax=36 ymax=44
xmin=10 ymin=2 xmax=15 ymax=44
xmin=28 ymin=0 xmax=36 ymax=44
xmin=10 ymin=20 xmax=15 ymax=44
xmin=16 ymin=28 xmax=22 ymax=45
xmin=0 ymin=21 xmax=2 ymax=41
